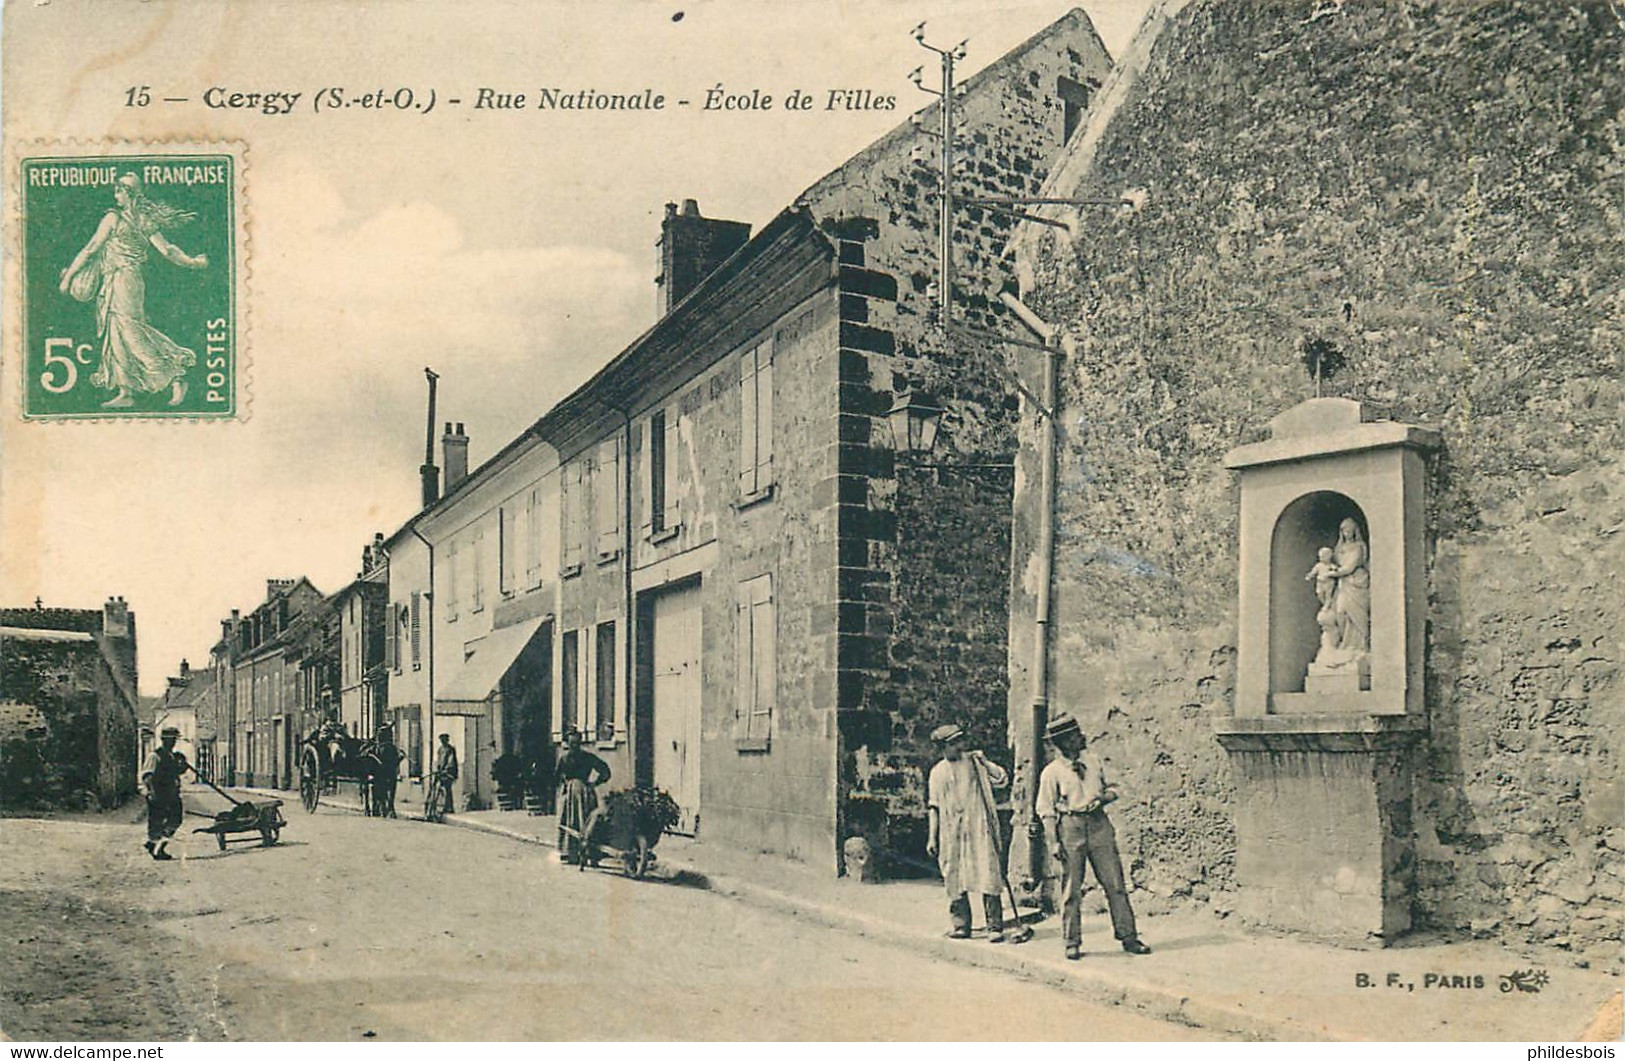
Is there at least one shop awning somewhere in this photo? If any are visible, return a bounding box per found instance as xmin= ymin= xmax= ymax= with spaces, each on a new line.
xmin=435 ymin=615 xmax=546 ymax=712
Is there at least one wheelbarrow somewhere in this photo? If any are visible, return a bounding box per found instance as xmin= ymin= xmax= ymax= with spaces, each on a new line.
xmin=187 ymin=773 xmax=286 ymax=850
xmin=560 ymin=791 xmax=675 ymax=879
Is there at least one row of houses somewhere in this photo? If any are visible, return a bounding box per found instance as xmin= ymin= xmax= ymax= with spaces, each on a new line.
xmin=170 ymin=10 xmax=1114 ymax=871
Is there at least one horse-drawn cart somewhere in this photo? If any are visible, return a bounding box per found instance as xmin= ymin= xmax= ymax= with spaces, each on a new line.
xmin=298 ymin=722 xmax=404 ymax=817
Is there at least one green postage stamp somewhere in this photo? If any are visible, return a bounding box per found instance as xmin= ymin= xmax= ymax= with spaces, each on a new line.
xmin=17 ymin=144 xmax=247 ymax=419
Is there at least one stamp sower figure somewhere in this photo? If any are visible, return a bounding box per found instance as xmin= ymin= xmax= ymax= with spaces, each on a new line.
xmin=432 ymin=733 xmax=459 ymax=816
xmin=1037 ymin=714 xmax=1152 ymax=959
xmin=57 ymin=173 xmax=208 ymax=409
xmin=555 ymin=728 xmax=610 ymax=862
xmin=141 ymin=726 xmax=188 ymax=861
xmin=927 ymin=723 xmax=1014 ymax=941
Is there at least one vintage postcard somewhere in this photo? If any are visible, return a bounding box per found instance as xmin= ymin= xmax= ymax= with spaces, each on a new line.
xmin=0 ymin=0 xmax=1619 ymax=1047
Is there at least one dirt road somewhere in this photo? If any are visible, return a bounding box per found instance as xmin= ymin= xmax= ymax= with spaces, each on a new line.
xmin=1 ymin=793 xmax=1220 ymax=1041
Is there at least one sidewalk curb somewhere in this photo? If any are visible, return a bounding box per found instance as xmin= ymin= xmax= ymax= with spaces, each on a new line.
xmin=251 ymin=786 xmax=1304 ymax=1041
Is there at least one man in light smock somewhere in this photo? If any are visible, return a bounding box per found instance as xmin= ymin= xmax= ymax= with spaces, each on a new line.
xmin=1037 ymin=713 xmax=1152 ymax=960
xmin=926 ymin=723 xmax=1013 ymax=941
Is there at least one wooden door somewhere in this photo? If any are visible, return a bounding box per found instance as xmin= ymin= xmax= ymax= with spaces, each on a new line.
xmin=651 ymin=584 xmax=702 ymax=834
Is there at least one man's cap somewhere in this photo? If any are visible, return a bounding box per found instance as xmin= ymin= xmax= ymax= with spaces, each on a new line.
xmin=160 ymin=726 xmax=181 ymax=737
xmin=1044 ymin=714 xmax=1082 ymax=741
xmin=564 ymin=726 xmax=582 ymax=741
xmin=930 ymin=723 xmax=966 ymax=744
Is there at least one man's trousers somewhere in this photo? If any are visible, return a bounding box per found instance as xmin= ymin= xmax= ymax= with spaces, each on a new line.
xmin=1056 ymin=810 xmax=1138 ymax=945
xmin=948 ymin=891 xmax=1004 ymax=934
xmin=146 ymin=791 xmax=182 ymax=842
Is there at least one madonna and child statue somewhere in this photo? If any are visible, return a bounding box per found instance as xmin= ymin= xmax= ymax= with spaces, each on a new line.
xmin=1303 ymin=517 xmax=1371 ymax=691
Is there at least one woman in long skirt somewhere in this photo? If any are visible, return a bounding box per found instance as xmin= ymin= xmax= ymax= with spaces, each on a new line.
xmin=58 ymin=173 xmax=208 ymax=408
xmin=555 ymin=728 xmax=611 ymax=862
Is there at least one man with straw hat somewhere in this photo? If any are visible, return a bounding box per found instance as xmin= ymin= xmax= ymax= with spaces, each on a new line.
xmin=926 ymin=723 xmax=1028 ymax=943
xmin=140 ymin=726 xmax=188 ymax=861
xmin=1037 ymin=713 xmax=1152 ymax=960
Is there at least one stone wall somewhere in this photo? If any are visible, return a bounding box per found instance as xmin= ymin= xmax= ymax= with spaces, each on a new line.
xmin=0 ymin=636 xmax=136 ymax=808
xmin=1011 ymin=0 xmax=1622 ymax=949
xmin=804 ymin=10 xmax=1115 ymax=868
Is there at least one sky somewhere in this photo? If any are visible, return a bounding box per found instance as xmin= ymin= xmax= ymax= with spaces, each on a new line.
xmin=2 ymin=0 xmax=1155 ymax=693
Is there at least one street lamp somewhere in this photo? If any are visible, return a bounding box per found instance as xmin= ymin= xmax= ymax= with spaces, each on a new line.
xmin=886 ymin=390 xmax=943 ymax=457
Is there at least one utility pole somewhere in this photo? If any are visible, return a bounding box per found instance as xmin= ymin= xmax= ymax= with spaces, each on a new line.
xmin=905 ymin=24 xmax=1143 ymax=913
xmin=910 ymin=24 xmax=966 ymax=322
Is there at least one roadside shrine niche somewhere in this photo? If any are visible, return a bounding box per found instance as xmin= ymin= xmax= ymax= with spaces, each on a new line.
xmin=1225 ymin=397 xmax=1440 ymax=719
xmin=1214 ymin=397 xmax=1442 ymax=944
xmin=1269 ymin=491 xmax=1370 ymax=702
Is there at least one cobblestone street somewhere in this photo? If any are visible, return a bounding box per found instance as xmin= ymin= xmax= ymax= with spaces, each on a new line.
xmin=0 ymin=794 xmax=1222 ymax=1041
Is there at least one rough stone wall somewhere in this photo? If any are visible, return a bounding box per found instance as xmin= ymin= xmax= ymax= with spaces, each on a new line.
xmin=1013 ymin=0 xmax=1622 ymax=947
xmin=802 ymin=10 xmax=1115 ymax=867
xmin=0 ymin=638 xmax=115 ymax=807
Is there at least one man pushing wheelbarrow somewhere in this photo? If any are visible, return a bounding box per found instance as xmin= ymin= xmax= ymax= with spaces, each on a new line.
xmin=926 ymin=722 xmax=1033 ymax=944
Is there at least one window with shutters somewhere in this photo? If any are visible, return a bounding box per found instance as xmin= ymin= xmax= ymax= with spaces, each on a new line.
xmin=738 ymin=339 xmax=775 ymax=502
xmin=445 ymin=540 xmax=460 ymax=621
xmin=645 ymin=408 xmax=681 ymax=542
xmin=471 ymin=529 xmax=486 ymax=613
xmin=734 ymin=574 xmax=775 ymax=750
xmin=410 ymin=592 xmax=422 ymax=670
xmin=595 ymin=438 xmax=620 ymax=562
xmin=560 ymin=629 xmax=580 ymax=736
xmin=595 ymin=620 xmax=617 ymax=743
xmin=499 ymin=505 xmax=517 ymax=597
xmin=561 ymin=461 xmax=585 ymax=577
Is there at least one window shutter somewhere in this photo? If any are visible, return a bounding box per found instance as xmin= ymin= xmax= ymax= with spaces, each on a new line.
xmin=755 ymin=348 xmax=774 ymax=492
xmin=472 ymin=530 xmax=485 ymax=611
xmin=738 ymin=350 xmax=758 ymax=495
xmin=596 ymin=439 xmax=620 ymax=557
xmin=409 ymin=592 xmax=422 ymax=667
xmin=386 ymin=603 xmax=399 ymax=672
xmin=734 ymin=586 xmax=752 ymax=740
xmin=750 ymin=577 xmax=775 ymax=739
xmin=639 ymin=416 xmax=655 ymax=538
xmin=524 ymin=489 xmax=540 ymax=587
xmin=445 ymin=541 xmax=459 ymax=618
xmin=497 ymin=508 xmax=508 ymax=594
xmin=663 ymin=410 xmax=682 ymax=530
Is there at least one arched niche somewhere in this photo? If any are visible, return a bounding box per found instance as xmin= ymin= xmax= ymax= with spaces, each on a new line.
xmin=1268 ymin=492 xmax=1368 ymax=697
xmin=1222 ymin=398 xmax=1439 ymax=720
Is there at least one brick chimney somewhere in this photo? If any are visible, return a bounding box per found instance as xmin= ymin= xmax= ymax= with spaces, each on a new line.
xmin=656 ymin=199 xmax=750 ymax=317
xmin=180 ymin=658 xmax=191 ymax=678
xmin=102 ymin=596 xmax=129 ymax=638
xmin=443 ymin=422 xmax=469 ymax=490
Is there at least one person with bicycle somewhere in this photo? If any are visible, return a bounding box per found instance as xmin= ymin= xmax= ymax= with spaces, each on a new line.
xmin=428 ymin=732 xmax=458 ymax=819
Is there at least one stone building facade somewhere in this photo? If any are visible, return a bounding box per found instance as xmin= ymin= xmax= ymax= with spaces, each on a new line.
xmin=362 ymin=9 xmax=1115 ymax=869
xmin=1005 ymin=0 xmax=1620 ymax=954
xmin=0 ymin=599 xmax=139 ymax=808
xmin=222 ymin=578 xmax=336 ymax=789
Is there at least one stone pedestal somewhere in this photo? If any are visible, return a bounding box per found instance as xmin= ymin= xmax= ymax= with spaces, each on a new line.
xmin=1216 ymin=714 xmax=1423 ymax=943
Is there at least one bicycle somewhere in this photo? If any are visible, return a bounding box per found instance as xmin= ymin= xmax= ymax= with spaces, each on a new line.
xmin=424 ymin=769 xmax=452 ymax=824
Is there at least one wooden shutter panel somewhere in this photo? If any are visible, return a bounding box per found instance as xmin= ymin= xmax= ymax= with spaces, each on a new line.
xmin=386 ymin=603 xmax=399 ymax=671
xmin=663 ymin=410 xmax=681 ymax=530
xmin=595 ymin=440 xmax=620 ymax=558
xmin=755 ymin=347 xmax=774 ymax=491
xmin=750 ymin=577 xmax=775 ymax=739
xmin=734 ymin=586 xmax=752 ymax=740
xmin=638 ymin=417 xmax=654 ymax=538
xmin=738 ymin=350 xmax=757 ymax=495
